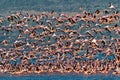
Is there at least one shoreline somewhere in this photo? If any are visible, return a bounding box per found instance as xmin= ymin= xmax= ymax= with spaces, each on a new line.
xmin=0 ymin=71 xmax=120 ymax=77
xmin=0 ymin=70 xmax=119 ymax=76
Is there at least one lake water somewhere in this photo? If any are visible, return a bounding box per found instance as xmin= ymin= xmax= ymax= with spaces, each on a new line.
xmin=0 ymin=73 xmax=120 ymax=80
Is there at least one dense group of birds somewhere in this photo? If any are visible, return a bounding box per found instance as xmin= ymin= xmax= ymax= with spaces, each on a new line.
xmin=0 ymin=4 xmax=120 ymax=75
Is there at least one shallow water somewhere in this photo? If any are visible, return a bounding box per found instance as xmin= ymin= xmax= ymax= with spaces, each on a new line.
xmin=0 ymin=73 xmax=120 ymax=80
